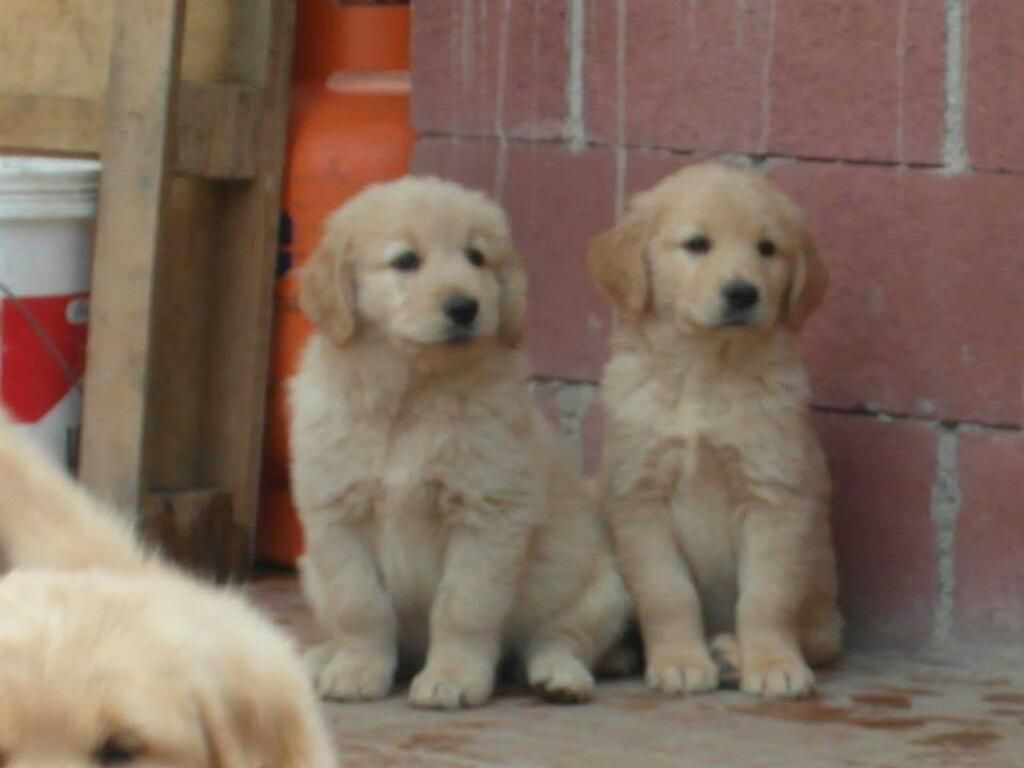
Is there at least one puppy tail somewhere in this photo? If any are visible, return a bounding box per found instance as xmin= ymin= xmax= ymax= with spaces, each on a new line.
xmin=0 ymin=411 xmax=149 ymax=573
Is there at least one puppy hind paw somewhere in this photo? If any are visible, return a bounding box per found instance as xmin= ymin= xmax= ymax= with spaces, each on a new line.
xmin=305 ymin=644 xmax=396 ymax=702
xmin=709 ymin=633 xmax=741 ymax=688
xmin=408 ymin=662 xmax=495 ymax=710
xmin=741 ymin=656 xmax=815 ymax=699
xmin=527 ymin=653 xmax=595 ymax=704
xmin=645 ymin=649 xmax=720 ymax=695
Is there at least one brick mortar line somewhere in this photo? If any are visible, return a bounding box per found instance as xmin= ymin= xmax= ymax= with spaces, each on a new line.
xmin=942 ymin=0 xmax=970 ymax=174
xmin=928 ymin=427 xmax=962 ymax=647
xmin=416 ymin=131 xmax=1024 ymax=178
xmin=492 ymin=0 xmax=512 ymax=201
xmin=563 ymin=0 xmax=586 ymax=152
xmin=528 ymin=379 xmax=1022 ymax=435
xmin=810 ymin=405 xmax=1022 ymax=434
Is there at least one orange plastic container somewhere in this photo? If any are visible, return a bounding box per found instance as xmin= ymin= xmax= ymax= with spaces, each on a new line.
xmin=256 ymin=1 xmax=414 ymax=566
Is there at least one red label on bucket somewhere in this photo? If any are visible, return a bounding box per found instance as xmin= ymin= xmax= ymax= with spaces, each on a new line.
xmin=1 ymin=293 xmax=88 ymax=423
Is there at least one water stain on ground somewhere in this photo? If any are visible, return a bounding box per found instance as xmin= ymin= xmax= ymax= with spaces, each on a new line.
xmin=990 ymin=708 xmax=1024 ymax=719
xmin=850 ymin=692 xmax=913 ymax=710
xmin=873 ymin=684 xmax=941 ymax=698
xmin=614 ymin=695 xmax=665 ymax=712
xmin=912 ymin=730 xmax=1003 ymax=749
xmin=984 ymin=692 xmax=1024 ymax=705
xmin=976 ymin=678 xmax=1013 ymax=687
xmin=733 ymin=700 xmax=993 ymax=734
xmin=398 ymin=732 xmax=474 ymax=754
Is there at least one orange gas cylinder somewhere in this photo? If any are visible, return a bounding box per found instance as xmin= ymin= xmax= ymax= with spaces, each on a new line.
xmin=257 ymin=0 xmax=414 ymax=566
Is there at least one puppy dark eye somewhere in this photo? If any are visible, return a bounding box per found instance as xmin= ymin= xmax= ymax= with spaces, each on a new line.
xmin=758 ymin=239 xmax=777 ymax=258
xmin=94 ymin=738 xmax=139 ymax=765
xmin=465 ymin=247 xmax=485 ymax=268
xmin=683 ymin=235 xmax=712 ymax=255
xmin=390 ymin=251 xmax=420 ymax=272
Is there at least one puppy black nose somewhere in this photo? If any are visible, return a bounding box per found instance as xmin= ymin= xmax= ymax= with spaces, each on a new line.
xmin=722 ymin=280 xmax=760 ymax=311
xmin=443 ymin=294 xmax=479 ymax=326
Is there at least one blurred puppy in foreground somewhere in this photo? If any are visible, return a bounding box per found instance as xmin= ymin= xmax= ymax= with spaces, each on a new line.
xmin=590 ymin=163 xmax=842 ymax=698
xmin=291 ymin=176 xmax=629 ymax=709
xmin=0 ymin=414 xmax=336 ymax=767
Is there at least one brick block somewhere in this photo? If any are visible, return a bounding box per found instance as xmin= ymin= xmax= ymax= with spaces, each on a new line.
xmin=412 ymin=0 xmax=566 ymax=140
xmin=816 ymin=413 xmax=938 ymax=648
xmin=769 ymin=0 xmax=944 ymax=163
xmin=965 ymin=0 xmax=1024 ymax=171
xmin=588 ymin=0 xmax=772 ymax=153
xmin=773 ymin=163 xmax=1024 ymax=427
xmin=411 ymin=136 xmax=501 ymax=198
xmin=503 ymin=1 xmax=568 ymax=139
xmin=624 ymin=149 xmax=716 ymax=199
xmin=582 ymin=0 xmax=620 ymax=143
xmin=412 ymin=0 xmax=501 ymax=136
xmin=953 ymin=431 xmax=1024 ymax=642
xmin=501 ymin=143 xmax=615 ymax=381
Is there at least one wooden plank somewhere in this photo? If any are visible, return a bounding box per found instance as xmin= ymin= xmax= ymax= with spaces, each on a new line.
xmin=174 ymin=81 xmax=261 ymax=179
xmin=0 ymin=85 xmax=260 ymax=179
xmin=78 ymin=0 xmax=185 ymax=513
xmin=0 ymin=93 xmax=101 ymax=156
xmin=199 ymin=0 xmax=296 ymax=572
xmin=141 ymin=489 xmax=247 ymax=581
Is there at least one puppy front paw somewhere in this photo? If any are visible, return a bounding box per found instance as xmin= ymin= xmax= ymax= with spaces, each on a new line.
xmin=527 ymin=652 xmax=595 ymax=704
xmin=645 ymin=646 xmax=719 ymax=694
xmin=741 ymin=654 xmax=814 ymax=698
xmin=409 ymin=660 xmax=495 ymax=710
xmin=305 ymin=643 xmax=396 ymax=701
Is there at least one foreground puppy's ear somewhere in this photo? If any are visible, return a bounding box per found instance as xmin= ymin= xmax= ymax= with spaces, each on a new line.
xmin=197 ymin=674 xmax=336 ymax=768
xmin=783 ymin=230 xmax=829 ymax=330
xmin=588 ymin=208 xmax=653 ymax=317
xmin=299 ymin=237 xmax=357 ymax=347
xmin=497 ymin=253 xmax=527 ymax=347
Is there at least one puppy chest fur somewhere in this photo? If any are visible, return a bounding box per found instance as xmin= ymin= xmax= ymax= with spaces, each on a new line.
xmin=604 ymin=338 xmax=827 ymax=629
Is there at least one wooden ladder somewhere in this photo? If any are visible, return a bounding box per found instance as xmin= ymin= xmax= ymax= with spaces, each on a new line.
xmin=0 ymin=0 xmax=296 ymax=580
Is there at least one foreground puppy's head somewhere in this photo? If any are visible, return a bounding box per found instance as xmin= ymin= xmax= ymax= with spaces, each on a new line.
xmin=589 ymin=163 xmax=827 ymax=333
xmin=300 ymin=176 xmax=525 ymax=349
xmin=0 ymin=571 xmax=334 ymax=768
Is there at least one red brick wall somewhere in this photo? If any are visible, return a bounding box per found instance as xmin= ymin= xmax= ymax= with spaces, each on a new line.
xmin=410 ymin=1 xmax=1024 ymax=650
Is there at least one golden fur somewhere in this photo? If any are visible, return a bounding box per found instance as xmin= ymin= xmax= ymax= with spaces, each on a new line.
xmin=290 ymin=176 xmax=629 ymax=709
xmin=589 ymin=163 xmax=842 ymax=699
xmin=0 ymin=415 xmax=336 ymax=767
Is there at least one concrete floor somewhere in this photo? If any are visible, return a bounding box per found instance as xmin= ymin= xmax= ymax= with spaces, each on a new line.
xmin=249 ymin=575 xmax=1024 ymax=768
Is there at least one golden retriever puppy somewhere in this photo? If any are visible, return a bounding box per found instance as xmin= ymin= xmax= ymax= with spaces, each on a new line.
xmin=0 ymin=415 xmax=336 ymax=767
xmin=589 ymin=162 xmax=842 ymax=699
xmin=291 ymin=176 xmax=629 ymax=709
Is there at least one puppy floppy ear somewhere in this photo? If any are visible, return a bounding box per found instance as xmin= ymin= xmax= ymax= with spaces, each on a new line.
xmin=298 ymin=227 xmax=357 ymax=347
xmin=197 ymin=671 xmax=336 ymax=768
xmin=497 ymin=252 xmax=527 ymax=347
xmin=588 ymin=207 xmax=654 ymax=317
xmin=783 ymin=230 xmax=829 ymax=330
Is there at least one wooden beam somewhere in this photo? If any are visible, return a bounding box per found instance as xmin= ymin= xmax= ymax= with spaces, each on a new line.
xmin=199 ymin=0 xmax=295 ymax=571
xmin=0 ymin=93 xmax=101 ymax=156
xmin=0 ymin=84 xmax=260 ymax=179
xmin=141 ymin=489 xmax=247 ymax=581
xmin=78 ymin=0 xmax=185 ymax=513
xmin=174 ymin=81 xmax=261 ymax=179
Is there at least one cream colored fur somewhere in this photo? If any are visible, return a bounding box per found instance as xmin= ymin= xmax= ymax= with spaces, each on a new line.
xmin=290 ymin=177 xmax=629 ymax=709
xmin=590 ymin=163 xmax=842 ymax=699
xmin=0 ymin=413 xmax=336 ymax=767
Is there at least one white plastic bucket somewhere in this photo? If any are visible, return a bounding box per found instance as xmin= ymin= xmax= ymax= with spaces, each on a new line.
xmin=0 ymin=157 xmax=100 ymax=467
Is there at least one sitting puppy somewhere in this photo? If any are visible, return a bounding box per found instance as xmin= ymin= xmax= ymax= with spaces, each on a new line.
xmin=291 ymin=176 xmax=629 ymax=709
xmin=589 ymin=163 xmax=842 ymax=699
xmin=0 ymin=414 xmax=336 ymax=766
